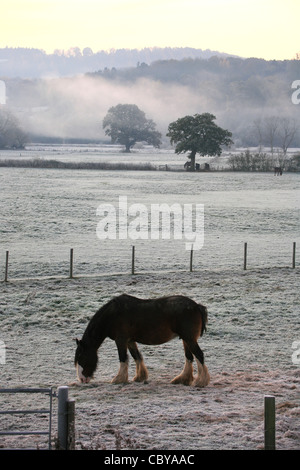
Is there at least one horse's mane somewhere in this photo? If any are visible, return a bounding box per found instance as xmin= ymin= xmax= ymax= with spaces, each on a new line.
xmin=82 ymin=297 xmax=118 ymax=344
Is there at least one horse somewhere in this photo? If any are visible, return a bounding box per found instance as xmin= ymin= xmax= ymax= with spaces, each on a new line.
xmin=274 ymin=166 xmax=283 ymax=175
xmin=74 ymin=294 xmax=210 ymax=387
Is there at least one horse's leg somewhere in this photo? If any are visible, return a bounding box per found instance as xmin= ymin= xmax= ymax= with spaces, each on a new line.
xmin=128 ymin=341 xmax=148 ymax=382
xmin=171 ymin=341 xmax=194 ymax=385
xmin=185 ymin=340 xmax=210 ymax=387
xmin=111 ymin=339 xmax=129 ymax=384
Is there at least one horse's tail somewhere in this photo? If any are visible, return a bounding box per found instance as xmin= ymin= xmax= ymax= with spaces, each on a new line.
xmin=198 ymin=303 xmax=208 ymax=336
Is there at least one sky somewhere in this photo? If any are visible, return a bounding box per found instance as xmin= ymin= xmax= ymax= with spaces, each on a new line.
xmin=0 ymin=0 xmax=299 ymax=60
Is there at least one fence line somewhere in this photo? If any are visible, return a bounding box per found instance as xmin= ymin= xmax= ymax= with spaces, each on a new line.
xmin=0 ymin=387 xmax=278 ymax=450
xmin=2 ymin=242 xmax=297 ymax=283
xmin=0 ymin=388 xmax=54 ymax=450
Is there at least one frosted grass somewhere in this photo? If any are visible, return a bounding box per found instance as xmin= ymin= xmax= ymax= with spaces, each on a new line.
xmin=0 ymin=155 xmax=299 ymax=279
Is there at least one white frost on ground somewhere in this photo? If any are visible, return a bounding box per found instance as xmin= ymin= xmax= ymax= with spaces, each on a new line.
xmin=0 ymin=268 xmax=299 ymax=450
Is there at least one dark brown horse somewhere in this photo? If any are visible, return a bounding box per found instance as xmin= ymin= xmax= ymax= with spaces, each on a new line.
xmin=274 ymin=166 xmax=283 ymax=175
xmin=74 ymin=294 xmax=210 ymax=387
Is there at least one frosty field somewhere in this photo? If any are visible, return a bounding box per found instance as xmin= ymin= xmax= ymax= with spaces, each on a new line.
xmin=0 ymin=146 xmax=299 ymax=450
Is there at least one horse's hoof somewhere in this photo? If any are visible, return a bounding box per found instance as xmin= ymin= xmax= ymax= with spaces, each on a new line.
xmin=171 ymin=376 xmax=193 ymax=386
xmin=68 ymin=381 xmax=81 ymax=387
xmin=192 ymin=379 xmax=206 ymax=388
xmin=133 ymin=375 xmax=148 ymax=383
xmin=111 ymin=377 xmax=129 ymax=385
xmin=192 ymin=364 xmax=210 ymax=387
xmin=192 ymin=375 xmax=210 ymax=388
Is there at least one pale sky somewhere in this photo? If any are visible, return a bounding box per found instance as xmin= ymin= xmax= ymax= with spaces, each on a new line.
xmin=0 ymin=0 xmax=299 ymax=60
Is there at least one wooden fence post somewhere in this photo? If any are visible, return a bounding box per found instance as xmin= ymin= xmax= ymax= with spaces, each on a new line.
xmin=131 ymin=246 xmax=135 ymax=275
xmin=190 ymin=245 xmax=193 ymax=272
xmin=57 ymin=386 xmax=69 ymax=450
xmin=69 ymin=248 xmax=74 ymax=279
xmin=264 ymin=395 xmax=276 ymax=450
xmin=67 ymin=398 xmax=75 ymax=450
xmin=292 ymin=242 xmax=296 ymax=269
xmin=4 ymin=251 xmax=9 ymax=282
xmin=243 ymin=242 xmax=247 ymax=270
xmin=57 ymin=386 xmax=75 ymax=450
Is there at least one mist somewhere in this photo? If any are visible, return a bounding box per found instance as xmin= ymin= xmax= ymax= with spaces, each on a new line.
xmin=6 ymin=58 xmax=300 ymax=148
xmin=16 ymin=75 xmax=213 ymax=142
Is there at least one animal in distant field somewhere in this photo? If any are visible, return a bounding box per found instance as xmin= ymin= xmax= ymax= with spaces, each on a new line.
xmin=74 ymin=294 xmax=210 ymax=387
xmin=274 ymin=166 xmax=283 ymax=175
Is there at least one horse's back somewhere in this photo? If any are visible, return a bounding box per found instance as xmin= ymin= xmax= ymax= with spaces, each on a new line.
xmin=116 ymin=293 xmax=201 ymax=316
xmin=113 ymin=294 xmax=206 ymax=343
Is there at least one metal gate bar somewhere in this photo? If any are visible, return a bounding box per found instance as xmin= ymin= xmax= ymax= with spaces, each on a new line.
xmin=0 ymin=388 xmax=54 ymax=450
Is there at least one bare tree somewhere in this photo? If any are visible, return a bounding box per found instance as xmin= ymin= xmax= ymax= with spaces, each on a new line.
xmin=278 ymin=117 xmax=297 ymax=156
xmin=0 ymin=108 xmax=28 ymax=149
xmin=252 ymin=118 xmax=264 ymax=153
xmin=264 ymin=116 xmax=279 ymax=155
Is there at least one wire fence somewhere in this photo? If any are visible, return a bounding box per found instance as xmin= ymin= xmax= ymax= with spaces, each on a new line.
xmin=2 ymin=241 xmax=297 ymax=283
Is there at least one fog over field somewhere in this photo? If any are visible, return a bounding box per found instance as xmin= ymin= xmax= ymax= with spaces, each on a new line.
xmin=12 ymin=73 xmax=299 ymax=146
xmin=2 ymin=52 xmax=299 ymax=147
xmin=20 ymin=76 xmax=204 ymax=141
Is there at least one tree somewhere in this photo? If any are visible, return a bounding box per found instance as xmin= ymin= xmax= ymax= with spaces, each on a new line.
xmin=252 ymin=118 xmax=264 ymax=153
xmin=264 ymin=116 xmax=279 ymax=155
xmin=102 ymin=104 xmax=162 ymax=152
xmin=0 ymin=108 xmax=28 ymax=149
xmin=167 ymin=113 xmax=233 ymax=171
xmin=278 ymin=117 xmax=297 ymax=156
xmin=252 ymin=115 xmax=298 ymax=156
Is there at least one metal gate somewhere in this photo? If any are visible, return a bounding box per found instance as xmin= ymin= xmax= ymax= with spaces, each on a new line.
xmin=0 ymin=388 xmax=54 ymax=450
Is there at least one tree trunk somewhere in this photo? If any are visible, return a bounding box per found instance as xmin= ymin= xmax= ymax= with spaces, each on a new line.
xmin=125 ymin=139 xmax=136 ymax=152
xmin=189 ymin=150 xmax=196 ymax=171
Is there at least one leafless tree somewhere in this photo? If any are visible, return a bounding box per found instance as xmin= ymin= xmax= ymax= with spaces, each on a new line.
xmin=0 ymin=108 xmax=28 ymax=149
xmin=278 ymin=117 xmax=297 ymax=156
xmin=264 ymin=116 xmax=279 ymax=155
xmin=252 ymin=118 xmax=264 ymax=153
xmin=253 ymin=115 xmax=298 ymax=158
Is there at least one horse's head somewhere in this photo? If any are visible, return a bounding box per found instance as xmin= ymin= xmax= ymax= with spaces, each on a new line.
xmin=74 ymin=338 xmax=98 ymax=383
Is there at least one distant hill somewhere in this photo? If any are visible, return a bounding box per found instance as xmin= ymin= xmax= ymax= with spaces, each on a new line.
xmin=1 ymin=53 xmax=300 ymax=148
xmin=0 ymin=46 xmax=240 ymax=78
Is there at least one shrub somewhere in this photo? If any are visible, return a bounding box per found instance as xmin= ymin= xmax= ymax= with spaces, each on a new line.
xmin=228 ymin=150 xmax=275 ymax=171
